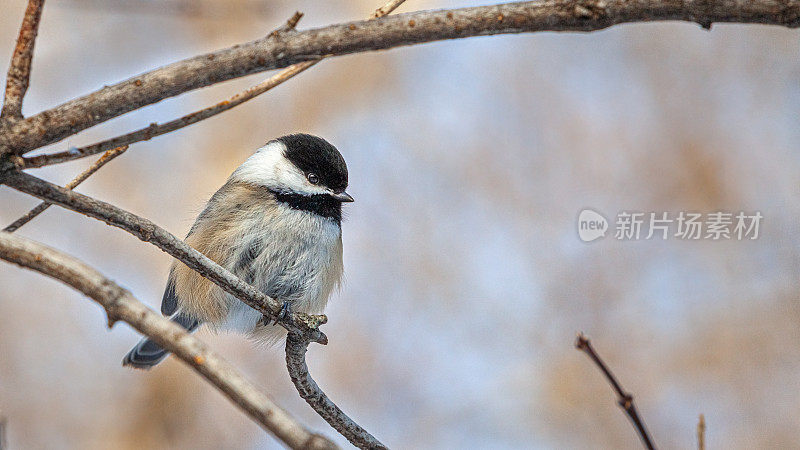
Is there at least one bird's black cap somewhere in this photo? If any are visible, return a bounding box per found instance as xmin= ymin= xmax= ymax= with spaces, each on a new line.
xmin=277 ymin=134 xmax=348 ymax=193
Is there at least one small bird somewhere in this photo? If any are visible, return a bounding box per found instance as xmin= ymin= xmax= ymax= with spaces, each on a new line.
xmin=123 ymin=134 xmax=353 ymax=368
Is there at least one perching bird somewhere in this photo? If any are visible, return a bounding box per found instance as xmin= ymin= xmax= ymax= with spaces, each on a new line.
xmin=123 ymin=134 xmax=353 ymax=369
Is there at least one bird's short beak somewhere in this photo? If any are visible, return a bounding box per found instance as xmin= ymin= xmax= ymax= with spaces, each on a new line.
xmin=331 ymin=191 xmax=354 ymax=202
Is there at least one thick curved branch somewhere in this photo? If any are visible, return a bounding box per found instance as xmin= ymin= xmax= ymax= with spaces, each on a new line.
xmin=286 ymin=333 xmax=387 ymax=450
xmin=0 ymin=232 xmax=337 ymax=450
xmin=1 ymin=0 xmax=45 ymax=121
xmin=3 ymin=0 xmax=798 ymax=155
xmin=0 ymin=169 xmax=327 ymax=344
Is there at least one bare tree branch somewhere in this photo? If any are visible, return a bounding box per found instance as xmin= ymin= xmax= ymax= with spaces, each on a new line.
xmin=17 ymin=10 xmax=303 ymax=170
xmin=286 ymin=333 xmax=387 ymax=450
xmin=0 ymin=169 xmax=327 ymax=343
xmin=21 ymin=0 xmax=401 ymax=169
xmin=20 ymin=61 xmax=318 ymax=168
xmin=4 ymin=145 xmax=127 ymax=231
xmin=575 ymin=332 xmax=656 ymax=450
xmin=1 ymin=0 xmax=45 ymax=121
xmin=2 ymin=0 xmax=797 ymax=156
xmin=0 ymin=231 xmax=337 ymax=450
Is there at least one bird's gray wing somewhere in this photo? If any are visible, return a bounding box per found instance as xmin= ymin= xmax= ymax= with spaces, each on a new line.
xmin=161 ymin=227 xmax=198 ymax=316
xmin=123 ymin=311 xmax=198 ymax=369
xmin=160 ymin=273 xmax=178 ymax=316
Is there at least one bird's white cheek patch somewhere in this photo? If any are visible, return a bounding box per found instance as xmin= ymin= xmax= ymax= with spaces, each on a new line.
xmin=234 ymin=143 xmax=331 ymax=196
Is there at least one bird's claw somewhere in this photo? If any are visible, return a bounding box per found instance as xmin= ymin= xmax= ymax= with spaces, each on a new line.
xmin=261 ymin=301 xmax=291 ymax=326
xmin=276 ymin=300 xmax=290 ymax=323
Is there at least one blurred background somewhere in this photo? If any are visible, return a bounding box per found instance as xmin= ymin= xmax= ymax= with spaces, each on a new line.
xmin=1 ymin=0 xmax=799 ymax=448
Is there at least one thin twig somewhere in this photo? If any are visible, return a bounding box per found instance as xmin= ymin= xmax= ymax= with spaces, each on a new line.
xmin=0 ymin=232 xmax=337 ymax=450
xmin=697 ymin=414 xmax=705 ymax=450
xmin=372 ymin=0 xmax=407 ymax=18
xmin=5 ymin=145 xmax=127 ymax=231
xmin=3 ymin=0 xmax=798 ymax=156
xmin=277 ymin=11 xmax=304 ymax=34
xmin=575 ymin=332 xmax=656 ymax=450
xmin=286 ymin=333 xmax=387 ymax=450
xmin=1 ymin=0 xmax=45 ymax=121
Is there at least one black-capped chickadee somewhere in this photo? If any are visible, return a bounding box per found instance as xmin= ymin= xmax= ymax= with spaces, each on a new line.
xmin=123 ymin=134 xmax=353 ymax=368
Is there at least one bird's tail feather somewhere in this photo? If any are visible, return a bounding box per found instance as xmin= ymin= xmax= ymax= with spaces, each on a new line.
xmin=122 ymin=313 xmax=199 ymax=369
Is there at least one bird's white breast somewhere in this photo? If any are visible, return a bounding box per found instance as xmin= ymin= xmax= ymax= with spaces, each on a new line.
xmin=220 ymin=202 xmax=343 ymax=343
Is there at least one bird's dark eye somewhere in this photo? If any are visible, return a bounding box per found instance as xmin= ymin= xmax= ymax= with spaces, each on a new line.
xmin=307 ymin=173 xmax=319 ymax=185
